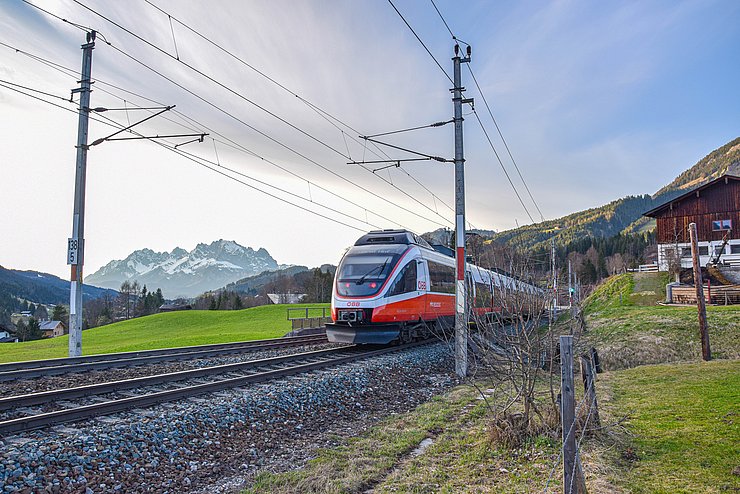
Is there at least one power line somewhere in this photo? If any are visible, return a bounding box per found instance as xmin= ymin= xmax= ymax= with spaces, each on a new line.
xmin=43 ymin=0 xmax=452 ymax=228
xmin=100 ymin=41 xmax=449 ymax=229
xmin=69 ymin=0 xmax=352 ymax=161
xmin=473 ymin=109 xmax=536 ymax=223
xmin=137 ymin=0 xmax=459 ymax=227
xmin=0 ymin=78 xmax=70 ymax=102
xmin=14 ymin=1 xmax=455 ymax=230
xmin=467 ymin=65 xmax=545 ymax=221
xmin=0 ymin=39 xmax=414 ymax=232
xmin=384 ymin=0 xmax=490 ymax=232
xmin=0 ymin=78 xmax=372 ymax=233
xmin=387 ymin=0 xmax=452 ymax=84
xmin=427 ymin=0 xmax=545 ymax=224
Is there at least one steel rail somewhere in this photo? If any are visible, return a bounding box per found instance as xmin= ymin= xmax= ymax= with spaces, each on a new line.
xmin=0 ymin=334 xmax=327 ymax=371
xmin=0 ymin=345 xmax=351 ymax=411
xmin=0 ymin=335 xmax=328 ymax=382
xmin=0 ymin=341 xmax=430 ymax=435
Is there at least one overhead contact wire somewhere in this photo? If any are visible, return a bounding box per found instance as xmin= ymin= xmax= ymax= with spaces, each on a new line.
xmin=141 ymin=0 xmax=456 ymax=226
xmin=0 ymin=79 xmax=370 ymax=232
xmin=0 ymin=39 xmax=408 ymax=231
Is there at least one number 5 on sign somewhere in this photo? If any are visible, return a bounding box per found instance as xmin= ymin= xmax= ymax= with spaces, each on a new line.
xmin=67 ymin=238 xmax=79 ymax=265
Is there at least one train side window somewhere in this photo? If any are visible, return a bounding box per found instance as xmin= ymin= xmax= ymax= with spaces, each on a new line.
xmin=428 ymin=261 xmax=455 ymax=294
xmin=387 ymin=261 xmax=417 ymax=296
xmin=474 ymin=282 xmax=492 ymax=308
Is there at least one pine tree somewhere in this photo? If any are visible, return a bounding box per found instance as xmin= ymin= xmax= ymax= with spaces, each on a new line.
xmin=52 ymin=304 xmax=68 ymax=325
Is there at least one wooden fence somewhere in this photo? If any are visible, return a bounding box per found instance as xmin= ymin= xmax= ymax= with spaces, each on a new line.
xmin=670 ymin=284 xmax=740 ymax=305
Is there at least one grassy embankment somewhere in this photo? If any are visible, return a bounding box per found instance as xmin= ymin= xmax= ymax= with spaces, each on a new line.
xmin=597 ymin=359 xmax=739 ymax=494
xmin=246 ymin=385 xmax=562 ymax=494
xmin=245 ymin=273 xmax=739 ymax=493
xmin=0 ymin=304 xmax=328 ymax=363
xmin=582 ymin=272 xmax=740 ymax=369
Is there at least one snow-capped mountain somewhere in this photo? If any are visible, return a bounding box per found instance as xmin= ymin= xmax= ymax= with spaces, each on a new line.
xmin=84 ymin=240 xmax=279 ymax=298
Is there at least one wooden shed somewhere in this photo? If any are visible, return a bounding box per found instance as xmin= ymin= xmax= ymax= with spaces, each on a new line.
xmin=643 ymin=172 xmax=740 ymax=271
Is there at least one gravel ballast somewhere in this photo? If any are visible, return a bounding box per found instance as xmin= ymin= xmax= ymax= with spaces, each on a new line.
xmin=0 ymin=343 xmax=456 ymax=493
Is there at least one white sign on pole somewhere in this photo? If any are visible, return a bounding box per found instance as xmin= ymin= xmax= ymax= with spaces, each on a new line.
xmin=67 ymin=238 xmax=80 ymax=265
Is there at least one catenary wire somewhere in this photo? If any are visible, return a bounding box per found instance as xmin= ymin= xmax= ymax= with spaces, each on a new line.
xmin=101 ymin=40 xmax=450 ymax=228
xmin=427 ymin=0 xmax=545 ymax=224
xmin=67 ymin=0 xmax=454 ymax=228
xmin=59 ymin=0 xmax=449 ymax=226
xmin=0 ymin=39 xmax=410 ymax=231
xmin=387 ymin=0 xmax=452 ymax=84
xmin=0 ymin=79 xmax=371 ymax=232
xmin=70 ymin=0 xmax=352 ymax=161
xmin=467 ymin=65 xmax=545 ymax=221
xmin=141 ymin=0 xmax=456 ymax=220
xmin=13 ymin=1 xmax=455 ymax=230
xmin=472 ymin=109 xmax=536 ymax=223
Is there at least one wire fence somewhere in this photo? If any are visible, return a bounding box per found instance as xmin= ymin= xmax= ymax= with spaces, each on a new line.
xmin=542 ymin=337 xmax=601 ymax=494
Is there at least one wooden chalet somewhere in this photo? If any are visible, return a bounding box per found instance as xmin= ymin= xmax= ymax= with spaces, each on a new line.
xmin=643 ymin=170 xmax=740 ymax=271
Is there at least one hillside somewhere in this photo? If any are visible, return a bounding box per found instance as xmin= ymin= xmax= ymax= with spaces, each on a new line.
xmin=580 ymin=272 xmax=740 ymax=369
xmin=493 ymin=136 xmax=740 ymax=249
xmin=0 ymin=303 xmax=327 ymax=363
xmin=224 ymin=265 xmax=310 ymax=295
xmin=0 ymin=265 xmax=117 ymax=309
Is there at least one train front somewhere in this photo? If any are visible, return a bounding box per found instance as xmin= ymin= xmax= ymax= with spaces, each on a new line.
xmin=326 ymin=243 xmax=408 ymax=344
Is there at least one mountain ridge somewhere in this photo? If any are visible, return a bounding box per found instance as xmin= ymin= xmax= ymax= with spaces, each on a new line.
xmin=492 ymin=137 xmax=740 ymax=250
xmin=0 ymin=265 xmax=118 ymax=308
xmin=85 ymin=239 xmax=280 ymax=298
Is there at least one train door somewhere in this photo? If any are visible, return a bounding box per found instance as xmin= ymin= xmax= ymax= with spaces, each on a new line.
xmin=416 ymin=259 xmax=428 ymax=294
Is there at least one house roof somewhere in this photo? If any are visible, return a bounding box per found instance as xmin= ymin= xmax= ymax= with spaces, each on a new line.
xmin=643 ymin=172 xmax=740 ymax=218
xmin=39 ymin=320 xmax=64 ymax=330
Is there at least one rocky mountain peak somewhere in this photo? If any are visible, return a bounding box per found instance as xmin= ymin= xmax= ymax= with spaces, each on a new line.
xmin=85 ymin=240 xmax=279 ymax=298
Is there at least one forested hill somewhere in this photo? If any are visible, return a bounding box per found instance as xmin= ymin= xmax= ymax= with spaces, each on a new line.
xmin=492 ymin=136 xmax=740 ymax=250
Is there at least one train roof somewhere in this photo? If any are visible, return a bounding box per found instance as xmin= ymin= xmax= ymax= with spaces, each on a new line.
xmin=354 ymin=230 xmax=433 ymax=249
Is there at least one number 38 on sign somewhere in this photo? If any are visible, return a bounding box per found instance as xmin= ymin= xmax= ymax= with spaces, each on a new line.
xmin=67 ymin=238 xmax=81 ymax=265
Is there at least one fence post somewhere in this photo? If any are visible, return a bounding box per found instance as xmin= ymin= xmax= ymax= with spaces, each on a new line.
xmin=580 ymin=355 xmax=601 ymax=427
xmin=590 ymin=348 xmax=602 ymax=374
xmin=560 ymin=335 xmax=577 ymax=494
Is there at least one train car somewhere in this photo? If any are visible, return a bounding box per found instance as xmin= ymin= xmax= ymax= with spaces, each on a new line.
xmin=326 ymin=229 xmax=542 ymax=344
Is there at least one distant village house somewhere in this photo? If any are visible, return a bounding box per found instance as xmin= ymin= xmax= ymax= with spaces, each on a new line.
xmin=39 ymin=320 xmax=66 ymax=338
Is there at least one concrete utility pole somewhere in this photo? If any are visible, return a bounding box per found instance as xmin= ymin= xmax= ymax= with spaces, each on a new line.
xmin=68 ymin=31 xmax=95 ymax=357
xmin=688 ymin=222 xmax=711 ymax=361
xmin=452 ymin=44 xmax=472 ymax=378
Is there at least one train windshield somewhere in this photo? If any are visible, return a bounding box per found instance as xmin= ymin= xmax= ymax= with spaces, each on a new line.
xmin=336 ymin=245 xmax=406 ymax=297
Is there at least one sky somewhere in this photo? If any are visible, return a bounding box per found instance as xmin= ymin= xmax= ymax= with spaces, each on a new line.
xmin=1 ymin=0 xmax=739 ymax=280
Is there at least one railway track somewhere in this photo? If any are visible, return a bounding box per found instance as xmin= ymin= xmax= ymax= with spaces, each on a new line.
xmin=0 ymin=334 xmax=328 ymax=382
xmin=0 ymin=341 xmax=429 ymax=435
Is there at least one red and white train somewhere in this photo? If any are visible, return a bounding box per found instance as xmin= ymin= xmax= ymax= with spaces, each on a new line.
xmin=327 ymin=230 xmax=542 ymax=344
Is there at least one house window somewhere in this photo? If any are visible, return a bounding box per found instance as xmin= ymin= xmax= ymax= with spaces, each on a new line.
xmin=714 ymin=245 xmax=726 ymax=255
xmin=680 ymin=247 xmax=692 ymax=258
xmin=712 ymin=219 xmax=732 ymax=231
xmin=698 ymin=246 xmax=709 ymax=256
xmin=731 ymin=244 xmax=740 ymax=254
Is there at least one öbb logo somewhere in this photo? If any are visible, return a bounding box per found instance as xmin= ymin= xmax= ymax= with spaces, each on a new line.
xmin=346 ymin=301 xmax=361 ymax=307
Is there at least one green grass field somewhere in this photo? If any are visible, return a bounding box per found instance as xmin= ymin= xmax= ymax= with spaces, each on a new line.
xmin=600 ymin=360 xmax=740 ymax=493
xmin=0 ymin=304 xmax=329 ymax=364
xmin=582 ymin=273 xmax=740 ymax=369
